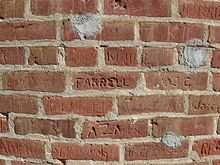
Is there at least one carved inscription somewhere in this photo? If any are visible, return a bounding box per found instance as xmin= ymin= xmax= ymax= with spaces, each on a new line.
xmin=145 ymin=72 xmax=208 ymax=90
xmin=181 ymin=2 xmax=220 ymax=20
xmin=193 ymin=139 xmax=220 ymax=157
xmin=189 ymin=96 xmax=220 ymax=114
xmin=82 ymin=120 xmax=148 ymax=139
xmin=73 ymin=72 xmax=138 ymax=90
xmin=105 ymin=47 xmax=137 ymax=66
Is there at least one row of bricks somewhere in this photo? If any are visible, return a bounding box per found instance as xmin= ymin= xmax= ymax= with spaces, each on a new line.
xmin=2 ymin=0 xmax=220 ymax=20
xmin=1 ymin=21 xmax=220 ymax=43
xmin=0 ymin=115 xmax=220 ymax=138
xmin=0 ymin=71 xmax=220 ymax=92
xmin=0 ymin=136 xmax=220 ymax=161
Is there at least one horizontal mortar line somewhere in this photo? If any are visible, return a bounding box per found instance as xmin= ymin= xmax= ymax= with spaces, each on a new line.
xmin=2 ymin=15 xmax=220 ymax=26
xmin=0 ymin=89 xmax=219 ymax=97
xmin=0 ymin=65 xmax=213 ymax=72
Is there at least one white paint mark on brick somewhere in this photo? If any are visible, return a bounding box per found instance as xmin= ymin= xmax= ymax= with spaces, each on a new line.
xmin=71 ymin=14 xmax=101 ymax=40
xmin=161 ymin=132 xmax=182 ymax=149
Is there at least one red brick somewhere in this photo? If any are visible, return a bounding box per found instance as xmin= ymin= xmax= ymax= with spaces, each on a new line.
xmin=212 ymin=50 xmax=220 ymax=68
xmin=152 ymin=163 xmax=208 ymax=165
xmin=104 ymin=47 xmax=138 ymax=66
xmin=3 ymin=71 xmax=65 ymax=93
xmin=0 ymin=21 xmax=56 ymax=41
xmin=14 ymin=117 xmax=76 ymax=138
xmin=179 ymin=0 xmax=220 ymax=20
xmin=125 ymin=141 xmax=189 ymax=160
xmin=0 ymin=0 xmax=24 ymax=18
xmin=213 ymin=160 xmax=220 ymax=165
xmin=29 ymin=47 xmax=58 ymax=65
xmin=43 ymin=96 xmax=113 ymax=116
xmin=82 ymin=119 xmax=148 ymax=139
xmin=193 ymin=139 xmax=220 ymax=157
xmin=118 ymin=96 xmax=184 ymax=115
xmin=52 ymin=143 xmax=119 ymax=161
xmin=104 ymin=0 xmax=171 ymax=16
xmin=209 ymin=26 xmax=220 ymax=43
xmin=142 ymin=47 xmax=174 ymax=67
xmin=0 ymin=95 xmax=38 ymax=114
xmin=63 ymin=20 xmax=80 ymax=41
xmin=0 ymin=137 xmax=45 ymax=159
xmin=145 ymin=72 xmax=208 ymax=90
xmin=99 ymin=21 xmax=134 ymax=41
xmin=31 ymin=0 xmax=98 ymax=16
xmin=0 ymin=160 xmax=6 ymax=165
xmin=65 ymin=47 xmax=98 ymax=67
xmin=73 ymin=72 xmax=139 ymax=90
xmin=213 ymin=73 xmax=220 ymax=92
xmin=0 ymin=47 xmax=24 ymax=65
xmin=189 ymin=95 xmax=220 ymax=115
xmin=152 ymin=117 xmax=214 ymax=137
xmin=140 ymin=22 xmax=205 ymax=43
xmin=0 ymin=115 xmax=8 ymax=133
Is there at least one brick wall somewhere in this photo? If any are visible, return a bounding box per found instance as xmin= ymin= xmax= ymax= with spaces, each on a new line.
xmin=0 ymin=0 xmax=220 ymax=165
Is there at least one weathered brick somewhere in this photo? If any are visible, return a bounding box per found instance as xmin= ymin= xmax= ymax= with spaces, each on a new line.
xmin=14 ymin=117 xmax=76 ymax=138
xmin=0 ymin=47 xmax=24 ymax=65
xmin=212 ymin=50 xmax=220 ymax=68
xmin=104 ymin=0 xmax=171 ymax=17
xmin=0 ymin=160 xmax=6 ymax=165
xmin=63 ymin=20 xmax=81 ymax=41
xmin=145 ymin=72 xmax=208 ymax=90
xmin=213 ymin=73 xmax=220 ymax=92
xmin=213 ymin=160 xmax=220 ymax=165
xmin=0 ymin=137 xmax=45 ymax=159
xmin=0 ymin=95 xmax=38 ymax=114
xmin=52 ymin=143 xmax=119 ymax=161
xmin=82 ymin=119 xmax=148 ymax=139
xmin=3 ymin=71 xmax=65 ymax=92
xmin=152 ymin=163 xmax=208 ymax=165
xmin=0 ymin=0 xmax=24 ymax=18
xmin=31 ymin=0 xmax=98 ymax=16
xmin=152 ymin=117 xmax=214 ymax=137
xmin=11 ymin=161 xmax=52 ymax=165
xmin=142 ymin=47 xmax=174 ymax=67
xmin=209 ymin=26 xmax=220 ymax=43
xmin=29 ymin=47 xmax=58 ymax=65
xmin=118 ymin=96 xmax=184 ymax=115
xmin=217 ymin=118 xmax=220 ymax=135
xmin=189 ymin=95 xmax=220 ymax=115
xmin=140 ymin=22 xmax=205 ymax=43
xmin=0 ymin=115 xmax=8 ymax=133
xmin=104 ymin=47 xmax=138 ymax=66
xmin=73 ymin=72 xmax=139 ymax=90
xmin=193 ymin=139 xmax=220 ymax=157
xmin=0 ymin=21 xmax=56 ymax=41
xmin=99 ymin=21 xmax=134 ymax=41
xmin=43 ymin=96 xmax=113 ymax=116
xmin=65 ymin=47 xmax=98 ymax=67
xmin=125 ymin=141 xmax=189 ymax=160
xmin=179 ymin=0 xmax=220 ymax=20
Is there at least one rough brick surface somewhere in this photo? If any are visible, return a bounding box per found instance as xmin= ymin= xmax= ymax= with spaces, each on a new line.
xmin=0 ymin=137 xmax=45 ymax=159
xmin=152 ymin=117 xmax=214 ymax=137
xmin=145 ymin=72 xmax=208 ymax=90
xmin=104 ymin=0 xmax=171 ymax=17
xmin=118 ymin=96 xmax=184 ymax=115
xmin=82 ymin=119 xmax=148 ymax=139
xmin=142 ymin=48 xmax=174 ymax=67
xmin=52 ymin=143 xmax=119 ymax=161
xmin=0 ymin=95 xmax=38 ymax=114
xmin=43 ymin=96 xmax=113 ymax=116
xmin=14 ymin=117 xmax=76 ymax=138
xmin=0 ymin=0 xmax=219 ymax=164
xmin=65 ymin=47 xmax=98 ymax=67
xmin=29 ymin=47 xmax=58 ymax=65
xmin=3 ymin=71 xmax=65 ymax=92
xmin=140 ymin=22 xmax=205 ymax=43
xmin=0 ymin=47 xmax=25 ymax=65
xmin=125 ymin=141 xmax=189 ymax=160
